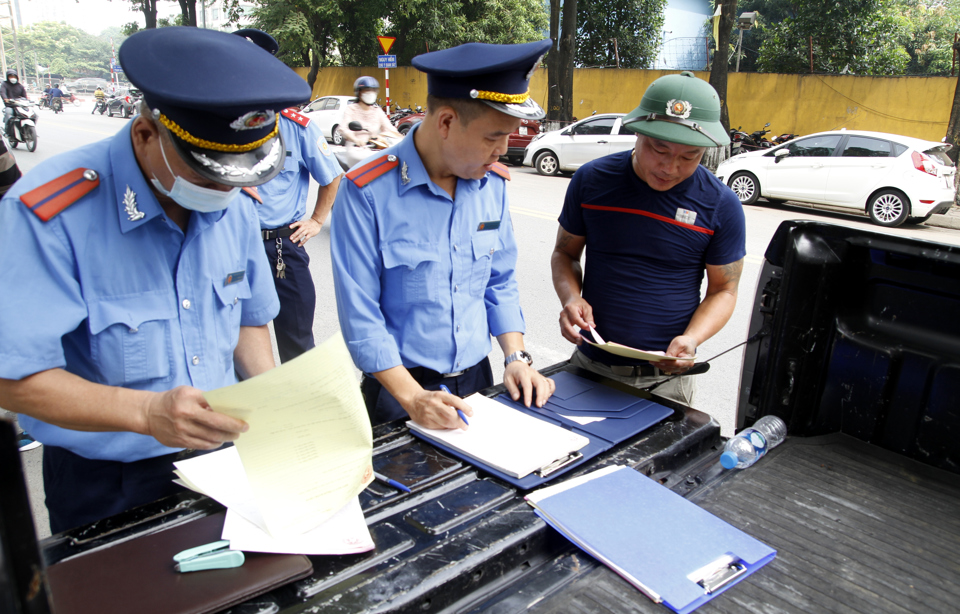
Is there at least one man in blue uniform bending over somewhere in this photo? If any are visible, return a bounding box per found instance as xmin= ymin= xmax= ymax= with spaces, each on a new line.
xmin=552 ymin=72 xmax=746 ymax=406
xmin=331 ymin=40 xmax=556 ymax=429
xmin=0 ymin=27 xmax=312 ymax=533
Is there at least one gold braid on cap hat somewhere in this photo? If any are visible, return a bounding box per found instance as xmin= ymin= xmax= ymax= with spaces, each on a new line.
xmin=157 ymin=113 xmax=278 ymax=153
xmin=470 ymin=89 xmax=530 ymax=104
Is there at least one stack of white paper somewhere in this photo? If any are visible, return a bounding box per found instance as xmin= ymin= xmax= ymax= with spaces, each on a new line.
xmin=175 ymin=332 xmax=376 ymax=555
xmin=407 ymin=393 xmax=589 ymax=478
xmin=175 ymin=446 xmax=374 ymax=555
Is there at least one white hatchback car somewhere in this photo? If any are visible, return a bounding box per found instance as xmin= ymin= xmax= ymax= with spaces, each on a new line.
xmin=301 ymin=95 xmax=355 ymax=145
xmin=523 ymin=113 xmax=637 ymax=176
xmin=715 ymin=130 xmax=955 ymax=227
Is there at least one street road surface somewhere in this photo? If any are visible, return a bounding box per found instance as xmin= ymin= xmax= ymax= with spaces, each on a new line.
xmin=10 ymin=104 xmax=960 ymax=536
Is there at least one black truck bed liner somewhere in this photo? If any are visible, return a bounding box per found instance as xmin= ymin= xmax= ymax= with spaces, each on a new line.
xmin=484 ymin=434 xmax=960 ymax=614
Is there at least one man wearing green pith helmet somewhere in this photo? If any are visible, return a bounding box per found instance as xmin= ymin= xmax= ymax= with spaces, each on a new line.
xmin=551 ymin=71 xmax=746 ymax=406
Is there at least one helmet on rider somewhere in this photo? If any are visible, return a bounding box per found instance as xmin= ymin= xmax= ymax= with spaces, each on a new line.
xmin=354 ymin=76 xmax=379 ymax=105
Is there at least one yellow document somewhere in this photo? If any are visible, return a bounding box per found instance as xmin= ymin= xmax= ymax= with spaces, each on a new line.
xmin=204 ymin=332 xmax=373 ymax=538
xmin=584 ymin=326 xmax=696 ymax=362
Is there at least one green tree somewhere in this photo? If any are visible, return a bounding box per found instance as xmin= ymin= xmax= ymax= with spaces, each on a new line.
xmin=386 ymin=0 xmax=548 ymax=66
xmin=756 ymin=0 xmax=910 ymax=74
xmin=895 ymin=0 xmax=960 ymax=76
xmin=575 ymin=0 xmax=667 ymax=69
xmin=13 ymin=22 xmax=113 ymax=79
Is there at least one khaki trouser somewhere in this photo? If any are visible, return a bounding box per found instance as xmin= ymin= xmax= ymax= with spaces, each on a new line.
xmin=569 ymin=350 xmax=696 ymax=407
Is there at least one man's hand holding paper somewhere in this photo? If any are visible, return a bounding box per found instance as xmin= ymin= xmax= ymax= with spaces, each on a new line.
xmin=202 ymin=332 xmax=374 ymax=539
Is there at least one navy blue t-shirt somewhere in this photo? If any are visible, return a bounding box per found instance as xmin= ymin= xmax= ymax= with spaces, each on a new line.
xmin=558 ymin=150 xmax=745 ymax=365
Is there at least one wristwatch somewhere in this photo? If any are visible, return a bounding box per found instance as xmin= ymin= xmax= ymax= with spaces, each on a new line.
xmin=504 ymin=350 xmax=533 ymax=367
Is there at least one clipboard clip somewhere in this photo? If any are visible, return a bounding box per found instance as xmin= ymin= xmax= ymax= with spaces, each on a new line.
xmin=536 ymin=451 xmax=583 ymax=478
xmin=687 ymin=554 xmax=747 ymax=594
xmin=173 ymin=539 xmax=245 ymax=573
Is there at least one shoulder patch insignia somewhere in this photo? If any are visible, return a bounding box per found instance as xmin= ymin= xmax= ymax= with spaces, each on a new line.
xmin=242 ymin=186 xmax=263 ymax=203
xmin=20 ymin=168 xmax=100 ymax=222
xmin=281 ymin=107 xmax=311 ymax=128
xmin=346 ymin=155 xmax=399 ymax=187
xmin=489 ymin=162 xmax=511 ymax=181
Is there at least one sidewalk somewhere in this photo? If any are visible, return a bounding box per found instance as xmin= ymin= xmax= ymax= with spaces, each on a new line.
xmin=928 ymin=205 xmax=960 ymax=230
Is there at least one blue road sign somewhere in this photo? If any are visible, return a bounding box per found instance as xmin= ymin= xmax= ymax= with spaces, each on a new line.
xmin=377 ymin=55 xmax=397 ymax=69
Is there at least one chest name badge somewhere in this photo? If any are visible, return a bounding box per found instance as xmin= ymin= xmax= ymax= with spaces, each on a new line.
xmin=477 ymin=220 xmax=501 ymax=231
xmin=675 ymin=208 xmax=697 ymax=225
xmin=224 ymin=270 xmax=246 ymax=286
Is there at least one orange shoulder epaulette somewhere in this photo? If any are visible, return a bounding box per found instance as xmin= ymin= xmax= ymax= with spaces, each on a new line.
xmin=346 ymin=155 xmax=399 ymax=187
xmin=20 ymin=168 xmax=100 ymax=222
xmin=242 ymin=186 xmax=263 ymax=203
xmin=489 ymin=161 xmax=511 ymax=181
xmin=280 ymin=107 xmax=311 ymax=128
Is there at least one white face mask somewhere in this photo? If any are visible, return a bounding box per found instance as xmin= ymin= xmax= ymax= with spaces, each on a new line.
xmin=150 ymin=136 xmax=240 ymax=212
xmin=360 ymin=91 xmax=378 ymax=105
xmin=8 ymin=78 xmax=16 ymax=84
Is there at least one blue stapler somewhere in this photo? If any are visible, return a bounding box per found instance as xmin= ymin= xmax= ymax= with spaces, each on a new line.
xmin=173 ymin=540 xmax=245 ymax=573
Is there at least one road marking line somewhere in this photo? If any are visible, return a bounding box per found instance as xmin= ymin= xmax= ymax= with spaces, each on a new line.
xmin=510 ymin=205 xmax=558 ymax=221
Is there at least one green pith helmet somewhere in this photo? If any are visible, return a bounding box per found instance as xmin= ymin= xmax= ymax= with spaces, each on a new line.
xmin=622 ymin=71 xmax=729 ymax=148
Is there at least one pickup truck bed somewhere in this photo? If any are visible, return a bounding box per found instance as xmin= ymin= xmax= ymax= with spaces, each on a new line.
xmin=474 ymin=433 xmax=960 ymax=614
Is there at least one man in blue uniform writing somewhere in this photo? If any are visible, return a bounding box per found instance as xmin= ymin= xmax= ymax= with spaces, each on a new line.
xmin=0 ymin=27 xmax=312 ymax=533
xmin=331 ymin=40 xmax=556 ymax=429
xmin=234 ymin=29 xmax=343 ymax=363
xmin=552 ymin=72 xmax=746 ymax=406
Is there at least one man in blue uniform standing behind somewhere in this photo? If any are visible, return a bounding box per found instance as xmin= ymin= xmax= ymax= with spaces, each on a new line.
xmin=552 ymin=72 xmax=746 ymax=405
xmin=331 ymin=40 xmax=556 ymax=429
xmin=235 ymin=29 xmax=343 ymax=363
xmin=0 ymin=27 xmax=312 ymax=533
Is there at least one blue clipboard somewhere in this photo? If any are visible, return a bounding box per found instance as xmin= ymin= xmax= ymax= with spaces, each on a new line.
xmin=408 ymin=368 xmax=676 ymax=489
xmin=529 ymin=467 xmax=776 ymax=613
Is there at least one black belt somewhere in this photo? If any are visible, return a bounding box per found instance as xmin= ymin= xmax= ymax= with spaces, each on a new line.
xmin=407 ymin=365 xmax=471 ymax=383
xmin=261 ymin=226 xmax=295 ymax=241
xmin=608 ymin=364 xmax=662 ymax=377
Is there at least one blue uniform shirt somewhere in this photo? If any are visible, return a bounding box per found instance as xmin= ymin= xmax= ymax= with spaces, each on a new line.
xmin=0 ymin=123 xmax=280 ymax=462
xmin=255 ymin=114 xmax=341 ymax=228
xmin=559 ymin=150 xmax=746 ymax=363
xmin=330 ymin=125 xmax=525 ymax=375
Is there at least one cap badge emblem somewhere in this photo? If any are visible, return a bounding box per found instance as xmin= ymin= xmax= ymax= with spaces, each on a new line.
xmin=123 ymin=185 xmax=144 ymax=222
xmin=666 ymin=99 xmax=691 ymax=119
xmin=230 ymin=110 xmax=276 ymax=131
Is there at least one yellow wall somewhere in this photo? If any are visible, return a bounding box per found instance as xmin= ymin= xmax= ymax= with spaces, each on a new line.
xmin=295 ymin=67 xmax=955 ymax=142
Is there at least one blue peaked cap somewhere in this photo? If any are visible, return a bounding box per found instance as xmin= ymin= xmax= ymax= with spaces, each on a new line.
xmin=412 ymin=39 xmax=552 ymax=120
xmin=119 ymin=27 xmax=311 ymax=187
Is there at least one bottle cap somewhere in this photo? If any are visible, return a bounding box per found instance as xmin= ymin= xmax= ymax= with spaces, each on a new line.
xmin=720 ymin=451 xmax=739 ymax=469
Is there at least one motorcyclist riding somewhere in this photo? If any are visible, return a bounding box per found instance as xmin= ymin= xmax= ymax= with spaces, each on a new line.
xmin=1 ymin=70 xmax=27 ymax=136
xmin=91 ymin=86 xmax=106 ymax=114
xmin=339 ymin=76 xmax=402 ymax=168
xmin=341 ymin=76 xmax=402 ymax=147
xmin=47 ymin=83 xmax=64 ymax=113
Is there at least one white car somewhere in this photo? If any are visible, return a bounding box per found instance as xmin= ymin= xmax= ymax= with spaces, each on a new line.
xmin=523 ymin=113 xmax=637 ymax=176
xmin=715 ymin=130 xmax=956 ymax=227
xmin=301 ymin=95 xmax=354 ymax=145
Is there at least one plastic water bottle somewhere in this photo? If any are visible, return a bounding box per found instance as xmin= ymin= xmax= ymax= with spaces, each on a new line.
xmin=719 ymin=415 xmax=787 ymax=470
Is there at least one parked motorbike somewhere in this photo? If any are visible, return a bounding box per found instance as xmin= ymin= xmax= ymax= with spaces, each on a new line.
xmin=769 ymin=133 xmax=797 ymax=146
xmin=4 ymin=98 xmax=38 ymax=152
xmin=389 ymin=104 xmax=422 ymax=126
xmin=731 ymin=123 xmax=773 ymax=154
